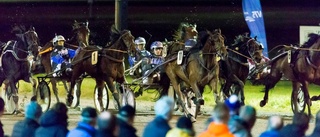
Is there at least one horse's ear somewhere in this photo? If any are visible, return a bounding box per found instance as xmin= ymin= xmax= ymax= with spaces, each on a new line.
xmin=111 ymin=25 xmax=119 ymax=33
xmin=29 ymin=26 xmax=35 ymax=31
xmin=254 ymin=36 xmax=258 ymax=40
xmin=85 ymin=20 xmax=89 ymax=27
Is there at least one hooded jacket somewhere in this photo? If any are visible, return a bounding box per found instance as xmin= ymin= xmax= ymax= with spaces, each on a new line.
xmin=198 ymin=122 xmax=235 ymax=137
xmin=35 ymin=110 xmax=69 ymax=137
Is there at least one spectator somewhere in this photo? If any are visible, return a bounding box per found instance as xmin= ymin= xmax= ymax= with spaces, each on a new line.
xmin=225 ymin=94 xmax=241 ymax=116
xmin=143 ymin=96 xmax=174 ymax=137
xmin=198 ymin=103 xmax=234 ymax=137
xmin=11 ymin=101 xmax=42 ymax=137
xmin=67 ymin=107 xmax=97 ymax=137
xmin=206 ymin=94 xmax=241 ymax=127
xmin=279 ymin=112 xmax=309 ymax=137
xmin=96 ymin=111 xmax=118 ymax=137
xmin=308 ymin=110 xmax=320 ymax=137
xmin=166 ymin=116 xmax=195 ymax=137
xmin=117 ymin=105 xmax=137 ymax=137
xmin=0 ymin=97 xmax=5 ymax=137
xmin=229 ymin=105 xmax=256 ymax=137
xmin=35 ymin=102 xmax=69 ymax=137
xmin=259 ymin=115 xmax=283 ymax=137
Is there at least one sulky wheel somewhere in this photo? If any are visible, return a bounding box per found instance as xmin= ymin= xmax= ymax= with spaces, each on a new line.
xmin=121 ymin=85 xmax=136 ymax=110
xmin=291 ymin=87 xmax=306 ymax=113
xmin=36 ymin=80 xmax=51 ymax=112
xmin=70 ymin=82 xmax=82 ymax=108
xmin=94 ymin=85 xmax=109 ymax=112
xmin=3 ymin=86 xmax=16 ymax=114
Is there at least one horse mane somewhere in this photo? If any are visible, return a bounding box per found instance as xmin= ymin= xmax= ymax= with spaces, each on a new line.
xmin=105 ymin=25 xmax=121 ymax=47
xmin=302 ymin=33 xmax=320 ymax=48
xmin=173 ymin=22 xmax=191 ymax=41
xmin=232 ymin=33 xmax=250 ymax=47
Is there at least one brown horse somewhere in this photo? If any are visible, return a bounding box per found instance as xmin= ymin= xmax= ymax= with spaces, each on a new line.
xmin=219 ymin=33 xmax=263 ymax=104
xmin=173 ymin=22 xmax=198 ymax=42
xmin=66 ymin=26 xmax=136 ymax=111
xmin=36 ymin=21 xmax=90 ymax=102
xmin=1 ymin=25 xmax=39 ymax=114
xmin=165 ymin=29 xmax=227 ymax=121
xmin=258 ymin=33 xmax=320 ymax=115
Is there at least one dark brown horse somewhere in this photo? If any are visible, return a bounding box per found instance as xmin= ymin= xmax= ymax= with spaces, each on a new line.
xmin=35 ymin=21 xmax=90 ymax=103
xmin=66 ymin=26 xmax=136 ymax=111
xmin=1 ymin=25 xmax=39 ymax=113
xmin=257 ymin=33 xmax=320 ymax=115
xmin=219 ymin=33 xmax=263 ymax=104
xmin=165 ymin=29 xmax=227 ymax=121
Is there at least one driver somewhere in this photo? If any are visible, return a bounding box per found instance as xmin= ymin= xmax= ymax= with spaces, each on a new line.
xmin=128 ymin=37 xmax=151 ymax=68
xmin=51 ymin=35 xmax=76 ymax=77
xmin=142 ymin=41 xmax=164 ymax=84
xmin=247 ymin=43 xmax=270 ymax=80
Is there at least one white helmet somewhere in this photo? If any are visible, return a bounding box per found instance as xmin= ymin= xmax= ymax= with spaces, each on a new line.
xmin=53 ymin=35 xmax=66 ymax=43
xmin=134 ymin=37 xmax=146 ymax=45
xmin=151 ymin=41 xmax=163 ymax=50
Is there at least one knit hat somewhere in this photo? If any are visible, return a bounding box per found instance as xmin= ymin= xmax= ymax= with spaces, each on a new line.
xmin=224 ymin=94 xmax=241 ymax=112
xmin=25 ymin=101 xmax=42 ymax=120
xmin=177 ymin=116 xmax=193 ymax=129
xmin=81 ymin=107 xmax=97 ymax=120
xmin=118 ymin=105 xmax=135 ymax=118
xmin=154 ymin=96 xmax=174 ymax=119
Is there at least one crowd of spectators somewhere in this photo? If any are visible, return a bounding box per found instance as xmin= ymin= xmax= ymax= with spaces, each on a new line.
xmin=0 ymin=95 xmax=320 ymax=137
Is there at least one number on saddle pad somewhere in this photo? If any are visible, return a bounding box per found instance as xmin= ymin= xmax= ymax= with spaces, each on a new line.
xmin=177 ymin=50 xmax=183 ymax=65
xmin=91 ymin=51 xmax=98 ymax=65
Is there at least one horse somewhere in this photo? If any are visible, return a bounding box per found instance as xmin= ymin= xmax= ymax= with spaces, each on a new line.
xmin=257 ymin=33 xmax=320 ymax=115
xmin=0 ymin=25 xmax=39 ymax=114
xmin=66 ymin=25 xmax=136 ymax=111
xmin=219 ymin=33 xmax=263 ymax=104
xmin=165 ymin=29 xmax=227 ymax=121
xmin=173 ymin=22 xmax=198 ymax=42
xmin=35 ymin=21 xmax=90 ymax=103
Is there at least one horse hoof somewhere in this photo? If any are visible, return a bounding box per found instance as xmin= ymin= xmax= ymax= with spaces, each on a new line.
xmin=260 ymin=100 xmax=266 ymax=107
xmin=198 ymin=99 xmax=204 ymax=105
xmin=187 ymin=114 xmax=197 ymax=123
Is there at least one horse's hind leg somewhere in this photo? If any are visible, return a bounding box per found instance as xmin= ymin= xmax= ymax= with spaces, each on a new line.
xmin=51 ymin=78 xmax=60 ymax=102
xmin=96 ymin=79 xmax=105 ymax=111
xmin=260 ymin=74 xmax=281 ymax=107
xmin=29 ymin=77 xmax=37 ymax=97
xmin=105 ymin=77 xmax=120 ymax=109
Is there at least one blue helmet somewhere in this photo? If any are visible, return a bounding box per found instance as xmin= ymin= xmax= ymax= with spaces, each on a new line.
xmin=185 ymin=39 xmax=197 ymax=48
xmin=150 ymin=41 xmax=163 ymax=50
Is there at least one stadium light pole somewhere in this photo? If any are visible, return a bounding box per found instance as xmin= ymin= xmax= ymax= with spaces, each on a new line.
xmin=115 ymin=0 xmax=128 ymax=31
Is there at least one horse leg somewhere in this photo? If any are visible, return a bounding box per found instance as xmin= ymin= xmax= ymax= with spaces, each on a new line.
xmin=105 ymin=77 xmax=120 ymax=109
xmin=51 ymin=78 xmax=60 ymax=102
xmin=96 ymin=79 xmax=105 ymax=111
xmin=209 ymin=77 xmax=221 ymax=104
xmin=28 ymin=77 xmax=37 ymax=97
xmin=260 ymin=73 xmax=281 ymax=107
xmin=300 ymin=81 xmax=311 ymax=116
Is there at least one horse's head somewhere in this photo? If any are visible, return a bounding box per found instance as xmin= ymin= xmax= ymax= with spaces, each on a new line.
xmin=24 ymin=27 xmax=40 ymax=59
xmin=73 ymin=20 xmax=90 ymax=47
xmin=204 ymin=29 xmax=227 ymax=59
xmin=247 ymin=36 xmax=263 ymax=63
xmin=174 ymin=23 xmax=198 ymax=42
xmin=119 ymin=30 xmax=137 ymax=56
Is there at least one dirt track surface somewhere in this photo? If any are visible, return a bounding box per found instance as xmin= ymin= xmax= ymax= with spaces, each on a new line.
xmin=1 ymin=97 xmax=316 ymax=137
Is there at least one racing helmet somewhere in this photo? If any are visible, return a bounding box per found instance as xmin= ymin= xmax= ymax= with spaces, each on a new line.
xmin=150 ymin=41 xmax=163 ymax=50
xmin=259 ymin=43 xmax=264 ymax=49
xmin=185 ymin=39 xmax=197 ymax=48
xmin=134 ymin=37 xmax=146 ymax=45
xmin=53 ymin=35 xmax=66 ymax=44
